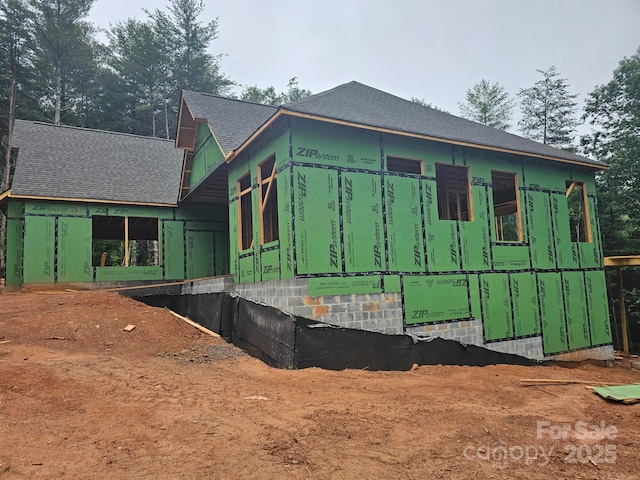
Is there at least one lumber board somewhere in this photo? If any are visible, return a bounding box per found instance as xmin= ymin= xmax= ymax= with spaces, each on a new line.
xmin=520 ymin=378 xmax=621 ymax=387
xmin=165 ymin=308 xmax=220 ymax=338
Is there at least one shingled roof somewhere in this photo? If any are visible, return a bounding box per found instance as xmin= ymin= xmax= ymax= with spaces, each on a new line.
xmin=181 ymin=90 xmax=277 ymax=155
xmin=9 ymin=120 xmax=183 ymax=205
xmin=281 ymin=81 xmax=604 ymax=168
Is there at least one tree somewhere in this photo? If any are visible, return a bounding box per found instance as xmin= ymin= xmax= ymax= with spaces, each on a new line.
xmin=108 ymin=19 xmax=171 ymax=137
xmin=582 ymin=46 xmax=640 ymax=353
xmin=517 ymin=66 xmax=579 ymax=150
xmin=281 ymin=77 xmax=312 ymax=103
xmin=136 ymin=0 xmax=233 ymax=138
xmin=30 ymin=0 xmax=98 ymax=125
xmin=240 ymin=85 xmax=282 ymax=105
xmin=238 ymin=77 xmax=312 ymax=106
xmin=458 ymin=79 xmax=514 ymax=130
xmin=146 ymin=0 xmax=232 ymax=95
xmin=582 ymin=47 xmax=640 ymax=256
xmin=0 ymin=0 xmax=34 ymax=272
xmin=410 ymin=97 xmax=448 ymax=113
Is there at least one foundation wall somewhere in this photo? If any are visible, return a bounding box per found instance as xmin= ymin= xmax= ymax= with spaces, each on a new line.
xmin=180 ymin=276 xmax=614 ymax=362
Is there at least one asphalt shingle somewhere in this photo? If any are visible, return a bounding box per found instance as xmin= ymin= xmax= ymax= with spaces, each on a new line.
xmin=181 ymin=90 xmax=277 ymax=155
xmin=10 ymin=120 xmax=184 ymax=205
xmin=282 ymin=81 xmax=604 ymax=168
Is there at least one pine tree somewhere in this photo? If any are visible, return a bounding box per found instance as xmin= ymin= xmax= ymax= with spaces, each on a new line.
xmin=108 ymin=19 xmax=171 ymax=137
xmin=30 ymin=0 xmax=98 ymax=125
xmin=0 ymin=0 xmax=34 ymax=272
xmin=458 ymin=79 xmax=514 ymax=130
xmin=518 ymin=66 xmax=578 ymax=150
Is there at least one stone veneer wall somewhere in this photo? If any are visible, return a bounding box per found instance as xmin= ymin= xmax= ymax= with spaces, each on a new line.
xmin=180 ymin=276 xmax=614 ymax=362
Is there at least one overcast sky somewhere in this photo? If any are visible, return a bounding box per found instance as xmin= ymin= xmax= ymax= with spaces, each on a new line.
xmin=88 ymin=0 xmax=639 ymax=133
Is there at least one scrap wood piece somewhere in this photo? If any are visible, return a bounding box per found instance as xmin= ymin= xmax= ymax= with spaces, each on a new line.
xmin=592 ymin=384 xmax=640 ymax=404
xmin=123 ymin=325 xmax=136 ymax=332
xmin=0 ymin=340 xmax=11 ymax=345
xmin=520 ymin=378 xmax=621 ymax=387
xmin=165 ymin=308 xmax=220 ymax=338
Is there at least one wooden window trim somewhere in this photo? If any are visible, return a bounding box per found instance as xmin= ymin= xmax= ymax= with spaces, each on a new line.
xmin=566 ymin=180 xmax=592 ymax=243
xmin=387 ymin=156 xmax=424 ymax=175
xmin=258 ymin=155 xmax=278 ymax=245
xmin=491 ymin=170 xmax=524 ymax=242
xmin=435 ymin=163 xmax=473 ymax=222
xmin=237 ymin=173 xmax=253 ymax=251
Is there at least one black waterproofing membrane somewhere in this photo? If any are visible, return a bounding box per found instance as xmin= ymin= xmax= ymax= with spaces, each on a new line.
xmin=132 ymin=292 xmax=537 ymax=370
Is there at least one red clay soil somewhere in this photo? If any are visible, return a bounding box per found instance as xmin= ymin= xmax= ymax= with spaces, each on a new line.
xmin=0 ymin=290 xmax=639 ymax=479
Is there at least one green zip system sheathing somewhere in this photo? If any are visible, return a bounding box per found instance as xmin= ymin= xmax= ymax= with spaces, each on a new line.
xmin=538 ymin=272 xmax=569 ymax=354
xmin=189 ymin=122 xmax=225 ymax=191
xmin=480 ymin=273 xmax=513 ymax=341
xmin=404 ymin=274 xmax=469 ymax=324
xmin=384 ymin=176 xmax=424 ymax=272
xmin=7 ymin=199 xmax=228 ymax=286
xmin=342 ymin=171 xmax=384 ymax=272
xmin=57 ymin=217 xmax=92 ymax=283
xmin=224 ymin=116 xmax=611 ymax=357
xmin=585 ymin=270 xmax=613 ymax=346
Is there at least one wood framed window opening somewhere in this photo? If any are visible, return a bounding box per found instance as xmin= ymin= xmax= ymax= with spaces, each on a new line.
xmin=566 ymin=180 xmax=592 ymax=243
xmin=92 ymin=216 xmax=159 ymax=267
xmin=491 ymin=170 xmax=523 ymax=242
xmin=259 ymin=155 xmax=279 ymax=244
xmin=387 ymin=156 xmax=423 ymax=175
xmin=238 ymin=173 xmax=253 ymax=251
xmin=436 ymin=163 xmax=473 ymax=221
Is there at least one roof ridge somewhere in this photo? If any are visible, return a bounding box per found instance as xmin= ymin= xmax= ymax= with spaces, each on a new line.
xmin=15 ymin=119 xmax=176 ymax=143
xmin=282 ymin=81 xmax=362 ymax=108
xmin=183 ymin=89 xmax=279 ymax=109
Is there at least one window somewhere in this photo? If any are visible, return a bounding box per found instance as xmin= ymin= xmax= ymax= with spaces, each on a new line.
xmin=92 ymin=216 xmax=159 ymax=266
xmin=259 ymin=155 xmax=279 ymax=244
xmin=492 ymin=171 xmax=523 ymax=242
xmin=436 ymin=164 xmax=472 ymax=221
xmin=566 ymin=180 xmax=592 ymax=243
xmin=387 ymin=156 xmax=423 ymax=175
xmin=238 ymin=173 xmax=253 ymax=250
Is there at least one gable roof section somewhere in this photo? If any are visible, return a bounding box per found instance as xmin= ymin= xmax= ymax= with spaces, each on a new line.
xmin=10 ymin=120 xmax=183 ymax=205
xmin=181 ymin=90 xmax=277 ymax=155
xmin=278 ymin=81 xmax=605 ymax=169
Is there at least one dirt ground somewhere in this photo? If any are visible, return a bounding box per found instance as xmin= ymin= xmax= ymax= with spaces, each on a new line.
xmin=0 ymin=290 xmax=639 ymax=479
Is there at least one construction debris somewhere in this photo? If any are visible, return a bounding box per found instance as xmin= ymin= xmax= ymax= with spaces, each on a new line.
xmin=123 ymin=325 xmax=136 ymax=332
xmin=519 ymin=378 xmax=621 ymax=387
xmin=592 ymin=384 xmax=640 ymax=404
xmin=165 ymin=308 xmax=220 ymax=338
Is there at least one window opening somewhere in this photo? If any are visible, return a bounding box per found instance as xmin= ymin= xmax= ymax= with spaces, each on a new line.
xmin=436 ymin=164 xmax=472 ymax=221
xmin=92 ymin=216 xmax=159 ymax=266
xmin=259 ymin=155 xmax=279 ymax=244
xmin=492 ymin=171 xmax=523 ymax=242
xmin=566 ymin=180 xmax=592 ymax=243
xmin=238 ymin=173 xmax=253 ymax=250
xmin=387 ymin=156 xmax=423 ymax=175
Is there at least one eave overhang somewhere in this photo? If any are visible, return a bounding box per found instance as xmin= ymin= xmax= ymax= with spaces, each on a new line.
xmin=225 ymin=109 xmax=608 ymax=171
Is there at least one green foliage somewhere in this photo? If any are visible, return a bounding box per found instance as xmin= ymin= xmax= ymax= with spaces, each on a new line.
xmin=458 ymin=79 xmax=514 ymax=130
xmin=582 ymin=46 xmax=640 ymax=256
xmin=518 ymin=66 xmax=579 ymax=150
xmin=239 ymin=77 xmax=312 ymax=106
xmin=145 ymin=0 xmax=233 ymax=95
xmin=584 ymin=46 xmax=640 ymax=354
xmin=282 ymin=77 xmax=312 ymax=103
xmin=240 ymin=85 xmax=282 ymax=105
xmin=29 ymin=0 xmax=99 ymax=125
xmin=409 ymin=97 xmax=448 ymax=112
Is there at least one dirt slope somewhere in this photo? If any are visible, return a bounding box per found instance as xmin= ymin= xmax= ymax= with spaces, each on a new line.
xmin=1 ymin=290 xmax=638 ymax=479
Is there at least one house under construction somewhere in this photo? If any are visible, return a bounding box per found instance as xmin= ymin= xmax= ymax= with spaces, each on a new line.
xmin=1 ymin=81 xmax=613 ymax=362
